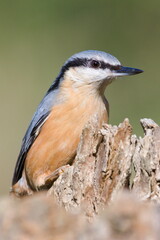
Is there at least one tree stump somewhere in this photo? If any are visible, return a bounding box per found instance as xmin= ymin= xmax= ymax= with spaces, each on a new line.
xmin=1 ymin=118 xmax=160 ymax=239
xmin=48 ymin=118 xmax=160 ymax=217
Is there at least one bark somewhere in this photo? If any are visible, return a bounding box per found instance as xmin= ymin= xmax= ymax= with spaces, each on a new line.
xmin=1 ymin=118 xmax=160 ymax=239
xmin=1 ymin=192 xmax=160 ymax=240
xmin=48 ymin=117 xmax=160 ymax=217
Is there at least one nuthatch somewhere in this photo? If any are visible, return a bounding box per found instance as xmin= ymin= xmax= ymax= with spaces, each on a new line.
xmin=11 ymin=50 xmax=143 ymax=196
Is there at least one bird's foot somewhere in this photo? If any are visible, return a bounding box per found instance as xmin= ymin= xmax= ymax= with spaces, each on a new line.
xmin=44 ymin=165 xmax=70 ymax=187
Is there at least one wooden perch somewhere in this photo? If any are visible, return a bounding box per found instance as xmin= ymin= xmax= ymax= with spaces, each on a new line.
xmin=1 ymin=192 xmax=160 ymax=240
xmin=1 ymin=118 xmax=160 ymax=239
xmin=47 ymin=117 xmax=160 ymax=217
xmin=132 ymin=118 xmax=160 ymax=202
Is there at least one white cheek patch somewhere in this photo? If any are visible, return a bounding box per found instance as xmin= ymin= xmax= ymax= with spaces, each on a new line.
xmin=65 ymin=66 xmax=116 ymax=87
xmin=74 ymin=67 xmax=111 ymax=82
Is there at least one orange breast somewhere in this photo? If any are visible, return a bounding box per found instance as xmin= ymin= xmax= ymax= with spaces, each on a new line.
xmin=25 ymin=80 xmax=109 ymax=189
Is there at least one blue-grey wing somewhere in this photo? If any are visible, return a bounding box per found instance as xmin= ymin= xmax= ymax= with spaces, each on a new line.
xmin=12 ymin=88 xmax=60 ymax=185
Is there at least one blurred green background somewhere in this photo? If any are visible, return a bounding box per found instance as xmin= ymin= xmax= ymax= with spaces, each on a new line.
xmin=0 ymin=0 xmax=159 ymax=195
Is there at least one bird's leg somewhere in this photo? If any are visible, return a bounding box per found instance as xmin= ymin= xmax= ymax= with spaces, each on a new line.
xmin=44 ymin=164 xmax=70 ymax=187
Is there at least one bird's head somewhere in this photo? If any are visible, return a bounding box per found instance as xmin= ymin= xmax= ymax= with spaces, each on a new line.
xmin=59 ymin=50 xmax=143 ymax=90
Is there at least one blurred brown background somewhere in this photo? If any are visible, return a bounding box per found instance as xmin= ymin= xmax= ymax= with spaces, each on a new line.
xmin=0 ymin=0 xmax=159 ymax=195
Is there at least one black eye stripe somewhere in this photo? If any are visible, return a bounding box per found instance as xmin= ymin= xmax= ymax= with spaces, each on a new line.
xmin=109 ymin=65 xmax=121 ymax=71
xmin=99 ymin=62 xmax=121 ymax=70
xmin=47 ymin=58 xmax=121 ymax=93
xmin=62 ymin=58 xmax=121 ymax=70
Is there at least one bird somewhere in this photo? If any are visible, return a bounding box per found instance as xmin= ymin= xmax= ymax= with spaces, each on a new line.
xmin=11 ymin=50 xmax=143 ymax=197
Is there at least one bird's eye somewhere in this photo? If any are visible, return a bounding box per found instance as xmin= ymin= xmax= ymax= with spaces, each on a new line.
xmin=90 ymin=60 xmax=101 ymax=69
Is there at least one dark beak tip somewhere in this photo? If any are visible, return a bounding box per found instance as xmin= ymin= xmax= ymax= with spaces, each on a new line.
xmin=119 ymin=66 xmax=144 ymax=75
xmin=134 ymin=68 xmax=144 ymax=75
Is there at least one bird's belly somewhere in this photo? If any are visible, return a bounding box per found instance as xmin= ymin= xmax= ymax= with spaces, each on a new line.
xmin=25 ymin=98 xmax=108 ymax=189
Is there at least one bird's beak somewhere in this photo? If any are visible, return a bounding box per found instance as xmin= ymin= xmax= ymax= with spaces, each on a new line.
xmin=113 ymin=66 xmax=143 ymax=77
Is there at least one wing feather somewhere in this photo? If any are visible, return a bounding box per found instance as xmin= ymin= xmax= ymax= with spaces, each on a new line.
xmin=12 ymin=111 xmax=50 ymax=185
xmin=12 ymin=86 xmax=61 ymax=185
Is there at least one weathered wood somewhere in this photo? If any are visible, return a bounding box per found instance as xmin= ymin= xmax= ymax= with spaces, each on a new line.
xmin=48 ymin=118 xmax=160 ymax=217
xmin=1 ymin=191 xmax=160 ymax=240
xmin=132 ymin=118 xmax=160 ymax=202
xmin=3 ymin=118 xmax=160 ymax=239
